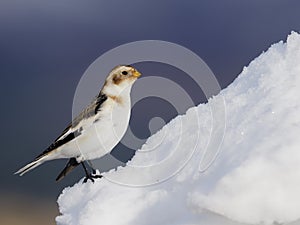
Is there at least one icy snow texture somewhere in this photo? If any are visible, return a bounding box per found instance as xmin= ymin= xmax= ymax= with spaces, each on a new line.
xmin=56 ymin=32 xmax=300 ymax=225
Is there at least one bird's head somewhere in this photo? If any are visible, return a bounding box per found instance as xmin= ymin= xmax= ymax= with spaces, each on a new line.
xmin=102 ymin=65 xmax=141 ymax=95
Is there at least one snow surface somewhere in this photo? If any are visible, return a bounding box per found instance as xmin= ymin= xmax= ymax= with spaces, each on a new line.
xmin=56 ymin=32 xmax=300 ymax=225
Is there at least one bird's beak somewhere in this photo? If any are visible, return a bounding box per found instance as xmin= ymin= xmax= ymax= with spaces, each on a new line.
xmin=132 ymin=70 xmax=141 ymax=78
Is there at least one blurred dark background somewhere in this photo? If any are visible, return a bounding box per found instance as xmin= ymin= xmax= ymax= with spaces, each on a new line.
xmin=1 ymin=0 xmax=300 ymax=224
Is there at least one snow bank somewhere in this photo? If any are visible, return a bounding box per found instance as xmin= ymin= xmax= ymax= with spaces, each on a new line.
xmin=56 ymin=32 xmax=300 ymax=225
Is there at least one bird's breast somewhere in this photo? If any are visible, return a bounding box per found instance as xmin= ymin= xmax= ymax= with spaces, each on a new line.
xmin=74 ymin=96 xmax=131 ymax=161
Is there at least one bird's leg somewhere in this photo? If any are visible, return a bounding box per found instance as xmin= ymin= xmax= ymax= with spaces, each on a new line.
xmin=81 ymin=162 xmax=92 ymax=183
xmin=87 ymin=160 xmax=98 ymax=175
xmin=81 ymin=162 xmax=102 ymax=183
xmin=87 ymin=160 xmax=102 ymax=179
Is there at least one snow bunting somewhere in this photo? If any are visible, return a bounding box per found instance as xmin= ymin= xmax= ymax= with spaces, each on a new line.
xmin=15 ymin=65 xmax=141 ymax=182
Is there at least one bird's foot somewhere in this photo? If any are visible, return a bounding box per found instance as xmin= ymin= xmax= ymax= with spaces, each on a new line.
xmin=81 ymin=162 xmax=102 ymax=183
xmin=83 ymin=173 xmax=103 ymax=183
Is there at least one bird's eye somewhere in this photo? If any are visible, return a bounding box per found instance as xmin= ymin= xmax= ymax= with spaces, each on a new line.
xmin=121 ymin=71 xmax=128 ymax=75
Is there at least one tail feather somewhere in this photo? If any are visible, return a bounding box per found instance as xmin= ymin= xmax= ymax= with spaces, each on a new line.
xmin=56 ymin=158 xmax=79 ymax=182
xmin=15 ymin=154 xmax=50 ymax=176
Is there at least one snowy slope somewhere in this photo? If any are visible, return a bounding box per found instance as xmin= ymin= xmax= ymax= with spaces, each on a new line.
xmin=56 ymin=32 xmax=300 ymax=225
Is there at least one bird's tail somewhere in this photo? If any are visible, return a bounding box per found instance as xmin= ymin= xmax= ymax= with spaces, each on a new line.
xmin=14 ymin=153 xmax=51 ymax=176
xmin=55 ymin=158 xmax=79 ymax=182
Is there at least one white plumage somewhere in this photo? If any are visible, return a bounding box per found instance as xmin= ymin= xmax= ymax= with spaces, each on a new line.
xmin=15 ymin=65 xmax=141 ymax=182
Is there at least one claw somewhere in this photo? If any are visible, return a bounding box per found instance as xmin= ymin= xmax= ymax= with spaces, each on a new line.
xmin=81 ymin=162 xmax=102 ymax=183
xmin=83 ymin=174 xmax=102 ymax=183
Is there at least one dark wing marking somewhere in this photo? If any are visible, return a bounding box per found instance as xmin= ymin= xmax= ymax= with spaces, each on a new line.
xmin=36 ymin=128 xmax=82 ymax=159
xmin=56 ymin=158 xmax=80 ymax=181
xmin=54 ymin=123 xmax=72 ymax=142
xmin=71 ymin=92 xmax=107 ymax=127
xmin=95 ymin=93 xmax=108 ymax=114
xmin=36 ymin=93 xmax=107 ymax=159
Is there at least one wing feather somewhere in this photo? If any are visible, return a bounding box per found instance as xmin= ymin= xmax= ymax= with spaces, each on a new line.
xmin=36 ymin=92 xmax=107 ymax=159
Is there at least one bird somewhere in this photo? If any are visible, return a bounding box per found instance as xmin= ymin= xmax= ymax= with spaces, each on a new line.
xmin=15 ymin=65 xmax=141 ymax=182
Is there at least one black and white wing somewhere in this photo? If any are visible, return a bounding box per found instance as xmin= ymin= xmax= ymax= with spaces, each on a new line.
xmin=36 ymin=93 xmax=107 ymax=160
